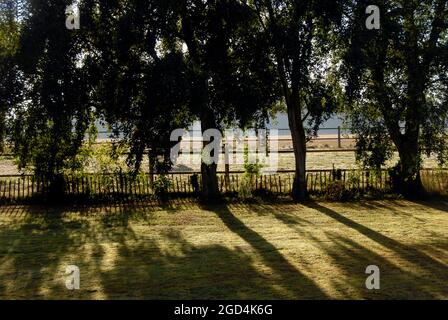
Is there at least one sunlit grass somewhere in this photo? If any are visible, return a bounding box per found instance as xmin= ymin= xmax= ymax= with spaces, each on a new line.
xmin=0 ymin=200 xmax=447 ymax=299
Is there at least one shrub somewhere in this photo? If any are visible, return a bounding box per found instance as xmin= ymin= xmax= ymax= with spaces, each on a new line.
xmin=238 ymin=146 xmax=263 ymax=199
xmin=252 ymin=188 xmax=277 ymax=200
xmin=325 ymin=180 xmax=355 ymax=201
xmin=153 ymin=175 xmax=172 ymax=201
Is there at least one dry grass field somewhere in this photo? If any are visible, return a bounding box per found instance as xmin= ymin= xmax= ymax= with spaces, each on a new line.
xmin=0 ymin=136 xmax=445 ymax=175
xmin=0 ymin=151 xmax=442 ymax=175
xmin=0 ymin=200 xmax=447 ymax=300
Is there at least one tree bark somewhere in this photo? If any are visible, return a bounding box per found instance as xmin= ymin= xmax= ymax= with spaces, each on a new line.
xmin=287 ymin=99 xmax=308 ymax=202
xmin=395 ymin=135 xmax=424 ymax=198
xmin=373 ymin=42 xmax=425 ymax=199
xmin=148 ymin=153 xmax=155 ymax=190
xmin=200 ymin=110 xmax=220 ymax=201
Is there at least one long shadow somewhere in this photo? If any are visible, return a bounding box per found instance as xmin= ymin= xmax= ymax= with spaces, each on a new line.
xmin=0 ymin=204 xmax=141 ymax=299
xmin=342 ymin=200 xmax=443 ymax=222
xmin=408 ymin=199 xmax=448 ymax=214
xmin=258 ymin=201 xmax=447 ymax=298
xmin=247 ymin=203 xmax=312 ymax=228
xmin=314 ymin=233 xmax=446 ymax=299
xmin=5 ymin=200 xmax=445 ymax=299
xmin=1 ymin=203 xmax=320 ymax=299
xmin=0 ymin=206 xmax=79 ymax=299
xmin=343 ymin=200 xmax=448 ymax=241
xmin=204 ymin=204 xmax=328 ymax=299
xmin=305 ymin=202 xmax=448 ymax=283
xmin=98 ymin=230 xmax=293 ymax=299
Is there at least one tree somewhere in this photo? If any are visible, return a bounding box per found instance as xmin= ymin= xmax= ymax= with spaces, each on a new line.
xmin=11 ymin=0 xmax=94 ymax=196
xmin=342 ymin=0 xmax=448 ymax=197
xmin=0 ymin=0 xmax=22 ymax=154
xmin=83 ymin=0 xmax=195 ymax=180
xmin=177 ymin=0 xmax=279 ymax=200
xmin=240 ymin=0 xmax=342 ymax=202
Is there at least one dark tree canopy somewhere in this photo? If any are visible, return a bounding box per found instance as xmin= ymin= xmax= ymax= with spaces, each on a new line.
xmin=0 ymin=0 xmax=23 ymax=153
xmin=10 ymin=0 xmax=94 ymax=185
xmin=178 ymin=0 xmax=280 ymax=129
xmin=240 ymin=0 xmax=343 ymax=201
xmin=176 ymin=0 xmax=281 ymax=198
xmin=342 ymin=0 xmax=448 ymax=196
xmin=1 ymin=0 xmax=446 ymax=201
xmin=83 ymin=0 xmax=194 ymax=174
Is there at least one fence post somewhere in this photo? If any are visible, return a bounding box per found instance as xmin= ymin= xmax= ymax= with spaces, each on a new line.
xmin=224 ymin=142 xmax=231 ymax=188
xmin=338 ymin=126 xmax=342 ymax=149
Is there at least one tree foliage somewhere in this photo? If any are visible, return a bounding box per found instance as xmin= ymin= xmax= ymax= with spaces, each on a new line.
xmin=1 ymin=0 xmax=446 ymax=201
xmin=83 ymin=0 xmax=194 ymax=175
xmin=342 ymin=0 xmax=448 ymax=196
xmin=10 ymin=0 xmax=94 ymax=187
xmin=0 ymin=0 xmax=23 ymax=153
xmin=176 ymin=0 xmax=280 ymax=198
xmin=240 ymin=0 xmax=343 ymax=201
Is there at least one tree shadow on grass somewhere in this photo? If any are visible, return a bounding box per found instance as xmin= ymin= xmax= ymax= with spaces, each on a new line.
xmin=0 ymin=206 xmax=81 ymax=299
xmin=4 ymin=200 xmax=445 ymax=299
xmin=0 ymin=203 xmax=326 ymax=299
xmin=201 ymin=204 xmax=328 ymax=299
xmin=408 ymin=199 xmax=448 ymax=214
xmin=97 ymin=229 xmax=299 ymax=299
xmin=312 ymin=233 xmax=447 ymax=299
xmin=341 ymin=200 xmax=442 ymax=222
xmin=241 ymin=203 xmax=313 ymax=228
xmin=341 ymin=200 xmax=448 ymax=241
xmin=97 ymin=201 xmax=328 ymax=299
xmin=303 ymin=202 xmax=448 ymax=298
xmin=245 ymin=201 xmax=448 ymax=299
xmin=0 ymin=204 xmax=142 ymax=299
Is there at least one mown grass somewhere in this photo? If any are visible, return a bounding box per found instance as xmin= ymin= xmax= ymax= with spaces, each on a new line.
xmin=0 ymin=200 xmax=447 ymax=300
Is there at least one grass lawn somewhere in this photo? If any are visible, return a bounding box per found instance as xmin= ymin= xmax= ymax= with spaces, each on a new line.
xmin=0 ymin=200 xmax=447 ymax=300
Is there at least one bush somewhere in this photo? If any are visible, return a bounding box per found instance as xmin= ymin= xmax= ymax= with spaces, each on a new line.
xmin=252 ymin=188 xmax=277 ymax=200
xmin=325 ymin=180 xmax=355 ymax=201
xmin=153 ymin=175 xmax=172 ymax=201
xmin=238 ymin=176 xmax=253 ymax=199
xmin=238 ymin=147 xmax=263 ymax=199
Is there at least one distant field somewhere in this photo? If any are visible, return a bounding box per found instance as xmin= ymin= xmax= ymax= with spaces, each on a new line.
xmin=0 ymin=200 xmax=447 ymax=299
xmin=0 ymin=151 xmax=443 ymax=175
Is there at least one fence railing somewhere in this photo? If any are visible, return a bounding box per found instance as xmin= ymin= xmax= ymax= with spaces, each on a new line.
xmin=0 ymin=169 xmax=446 ymax=203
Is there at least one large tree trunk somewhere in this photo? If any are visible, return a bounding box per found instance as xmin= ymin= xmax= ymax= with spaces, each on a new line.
xmin=396 ymin=56 xmax=425 ymax=198
xmin=200 ymin=110 xmax=220 ymax=201
xmin=148 ymin=153 xmax=155 ymax=190
xmin=395 ymin=139 xmax=424 ymax=198
xmin=375 ymin=54 xmax=425 ymax=199
xmin=287 ymin=100 xmax=308 ymax=202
